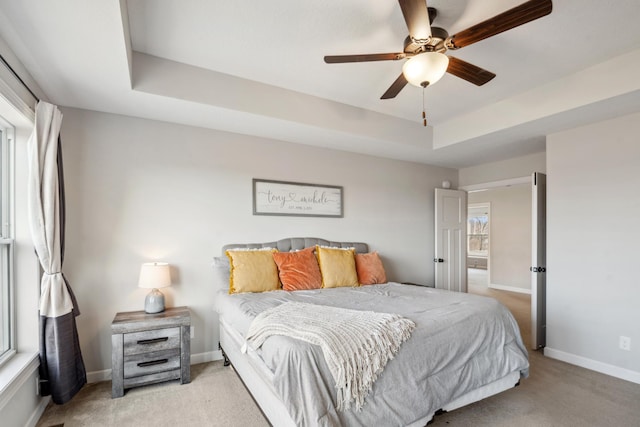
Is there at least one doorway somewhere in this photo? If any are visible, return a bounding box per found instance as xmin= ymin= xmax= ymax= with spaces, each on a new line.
xmin=467 ymin=203 xmax=490 ymax=292
xmin=461 ymin=176 xmax=539 ymax=349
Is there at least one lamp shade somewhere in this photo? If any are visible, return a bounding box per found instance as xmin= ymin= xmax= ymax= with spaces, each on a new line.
xmin=402 ymin=52 xmax=449 ymax=88
xmin=138 ymin=262 xmax=171 ymax=289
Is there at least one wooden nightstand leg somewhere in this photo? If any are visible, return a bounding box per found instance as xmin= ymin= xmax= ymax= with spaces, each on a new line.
xmin=180 ymin=324 xmax=191 ymax=384
xmin=111 ymin=333 xmax=124 ymax=398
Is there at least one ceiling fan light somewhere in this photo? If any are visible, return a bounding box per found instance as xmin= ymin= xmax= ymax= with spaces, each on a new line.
xmin=402 ymin=52 xmax=449 ymax=88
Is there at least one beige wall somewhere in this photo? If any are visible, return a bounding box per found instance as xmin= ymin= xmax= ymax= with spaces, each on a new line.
xmin=59 ymin=107 xmax=457 ymax=375
xmin=468 ymin=185 xmax=531 ymax=292
xmin=545 ymin=111 xmax=640 ymax=380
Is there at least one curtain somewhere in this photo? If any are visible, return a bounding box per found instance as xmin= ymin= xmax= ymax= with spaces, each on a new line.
xmin=27 ymin=101 xmax=86 ymax=404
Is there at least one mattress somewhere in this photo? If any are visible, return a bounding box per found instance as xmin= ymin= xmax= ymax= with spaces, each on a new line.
xmin=215 ymin=282 xmax=529 ymax=427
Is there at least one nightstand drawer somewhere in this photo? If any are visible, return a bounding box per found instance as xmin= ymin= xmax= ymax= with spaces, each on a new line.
xmin=124 ymin=327 xmax=180 ymax=356
xmin=124 ymin=348 xmax=181 ymax=378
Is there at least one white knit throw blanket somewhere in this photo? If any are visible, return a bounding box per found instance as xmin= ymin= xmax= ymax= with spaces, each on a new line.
xmin=243 ymin=301 xmax=415 ymax=411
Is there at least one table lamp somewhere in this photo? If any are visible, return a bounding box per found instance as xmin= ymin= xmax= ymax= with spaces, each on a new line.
xmin=138 ymin=262 xmax=171 ymax=313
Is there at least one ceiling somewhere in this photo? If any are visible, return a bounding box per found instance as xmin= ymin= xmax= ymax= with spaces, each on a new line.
xmin=1 ymin=0 xmax=640 ymax=168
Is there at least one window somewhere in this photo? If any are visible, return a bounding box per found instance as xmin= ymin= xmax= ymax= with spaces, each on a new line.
xmin=467 ymin=216 xmax=488 ymax=256
xmin=467 ymin=208 xmax=489 ymax=258
xmin=0 ymin=121 xmax=15 ymax=365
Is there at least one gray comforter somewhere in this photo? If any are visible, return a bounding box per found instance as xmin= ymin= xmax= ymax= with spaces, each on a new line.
xmin=216 ymin=283 xmax=529 ymax=427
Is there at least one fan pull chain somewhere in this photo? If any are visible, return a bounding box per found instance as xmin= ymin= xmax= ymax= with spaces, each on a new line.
xmin=422 ymin=86 xmax=427 ymax=127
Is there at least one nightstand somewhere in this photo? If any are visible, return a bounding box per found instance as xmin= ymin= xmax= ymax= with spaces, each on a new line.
xmin=111 ymin=306 xmax=191 ymax=398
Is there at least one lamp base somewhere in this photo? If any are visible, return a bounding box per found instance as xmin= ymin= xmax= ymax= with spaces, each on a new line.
xmin=144 ymin=288 xmax=165 ymax=314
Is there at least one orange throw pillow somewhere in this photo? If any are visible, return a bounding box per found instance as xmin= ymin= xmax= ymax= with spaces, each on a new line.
xmin=355 ymin=252 xmax=387 ymax=285
xmin=272 ymin=247 xmax=322 ymax=291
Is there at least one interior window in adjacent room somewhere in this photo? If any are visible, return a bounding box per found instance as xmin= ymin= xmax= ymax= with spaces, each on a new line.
xmin=467 ymin=213 xmax=489 ymax=257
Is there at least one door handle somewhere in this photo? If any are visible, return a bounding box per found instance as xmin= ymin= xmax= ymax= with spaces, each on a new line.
xmin=433 ymin=258 xmax=444 ymax=263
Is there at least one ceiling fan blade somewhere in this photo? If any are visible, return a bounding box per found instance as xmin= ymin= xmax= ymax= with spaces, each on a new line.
xmin=381 ymin=73 xmax=408 ymax=99
xmin=398 ymin=0 xmax=432 ymax=42
xmin=446 ymin=0 xmax=552 ymax=50
xmin=446 ymin=57 xmax=496 ymax=86
xmin=324 ymin=53 xmax=407 ymax=63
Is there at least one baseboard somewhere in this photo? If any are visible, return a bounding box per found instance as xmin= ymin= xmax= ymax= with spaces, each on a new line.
xmin=25 ymin=396 xmax=50 ymax=427
xmin=86 ymin=350 xmax=224 ymax=383
xmin=191 ymin=350 xmax=223 ymax=365
xmin=86 ymin=369 xmax=111 ymax=384
xmin=544 ymin=347 xmax=640 ymax=384
xmin=489 ymin=283 xmax=531 ymax=295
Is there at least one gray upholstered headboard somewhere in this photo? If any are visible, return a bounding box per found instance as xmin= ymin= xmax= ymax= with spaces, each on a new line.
xmin=222 ymin=237 xmax=368 ymax=254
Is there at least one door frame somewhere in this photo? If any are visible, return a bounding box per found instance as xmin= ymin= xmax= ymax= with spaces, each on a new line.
xmin=462 ymin=177 xmax=530 ymax=291
xmin=461 ymin=174 xmax=546 ymax=350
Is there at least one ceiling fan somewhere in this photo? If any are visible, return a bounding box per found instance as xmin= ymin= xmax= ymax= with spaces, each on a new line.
xmin=324 ymin=0 xmax=553 ymax=100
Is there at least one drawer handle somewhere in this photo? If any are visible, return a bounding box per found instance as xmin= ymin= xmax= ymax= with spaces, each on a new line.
xmin=137 ymin=359 xmax=168 ymax=368
xmin=137 ymin=337 xmax=169 ymax=345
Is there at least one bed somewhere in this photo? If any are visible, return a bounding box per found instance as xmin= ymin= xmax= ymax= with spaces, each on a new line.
xmin=213 ymin=238 xmax=529 ymax=427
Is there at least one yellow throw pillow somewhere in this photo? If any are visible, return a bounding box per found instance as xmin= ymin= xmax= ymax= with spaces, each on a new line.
xmin=226 ymin=249 xmax=280 ymax=294
xmin=316 ymin=246 xmax=359 ymax=288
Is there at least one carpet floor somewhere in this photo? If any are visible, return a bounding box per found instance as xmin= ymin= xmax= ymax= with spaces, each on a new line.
xmin=37 ymin=279 xmax=640 ymax=426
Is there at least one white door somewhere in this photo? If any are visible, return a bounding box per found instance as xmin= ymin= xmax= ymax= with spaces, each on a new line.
xmin=531 ymin=172 xmax=546 ymax=349
xmin=435 ymin=188 xmax=467 ymax=292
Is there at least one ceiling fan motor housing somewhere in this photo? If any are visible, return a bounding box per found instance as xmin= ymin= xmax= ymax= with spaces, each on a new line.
xmin=404 ymin=26 xmax=449 ymax=54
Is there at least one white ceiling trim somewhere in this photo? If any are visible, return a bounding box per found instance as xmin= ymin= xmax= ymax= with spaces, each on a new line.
xmin=435 ymin=49 xmax=640 ymax=148
xmin=131 ymin=51 xmax=428 ymax=148
xmin=117 ymin=0 xmax=133 ymax=87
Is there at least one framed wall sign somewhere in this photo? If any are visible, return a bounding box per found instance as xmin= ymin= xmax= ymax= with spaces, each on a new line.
xmin=253 ymin=179 xmax=343 ymax=218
